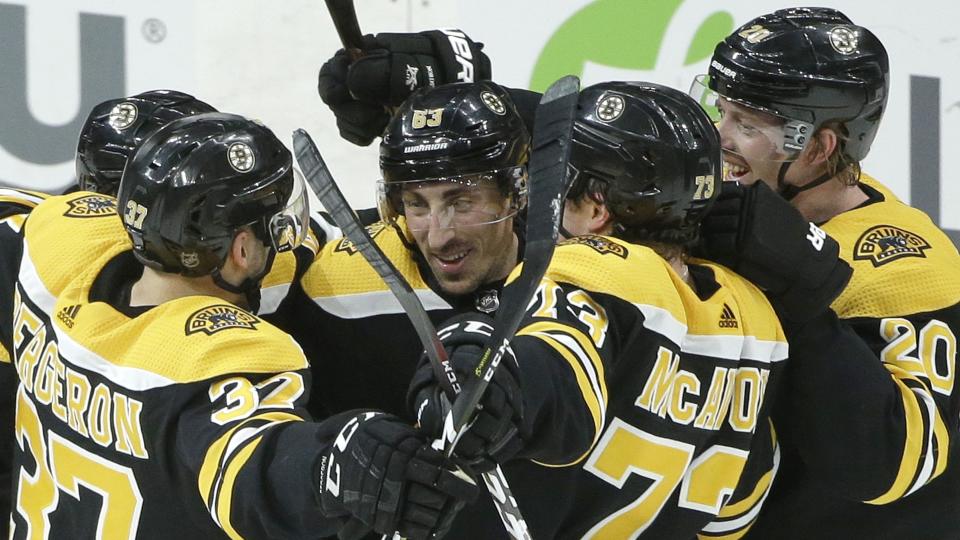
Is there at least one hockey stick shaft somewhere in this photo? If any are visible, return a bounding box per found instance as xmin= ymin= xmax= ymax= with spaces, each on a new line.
xmin=443 ymin=75 xmax=580 ymax=452
xmin=292 ymin=129 xmax=533 ymax=540
xmin=324 ymin=0 xmax=365 ymax=60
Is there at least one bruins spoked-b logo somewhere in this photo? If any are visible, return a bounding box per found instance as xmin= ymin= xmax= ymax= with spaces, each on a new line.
xmin=481 ymin=91 xmax=506 ymax=115
xmin=64 ymin=195 xmax=117 ymax=218
xmin=596 ymin=94 xmax=625 ymax=122
xmin=108 ymin=102 xmax=138 ymax=130
xmin=185 ymin=304 xmax=260 ymax=335
xmin=227 ymin=142 xmax=255 ymax=172
xmin=829 ymin=26 xmax=859 ymax=55
xmin=854 ymin=225 xmax=931 ymax=267
xmin=560 ymin=234 xmax=627 ymax=258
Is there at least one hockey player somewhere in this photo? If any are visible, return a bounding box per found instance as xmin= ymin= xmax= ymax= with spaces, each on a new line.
xmin=691 ymin=8 xmax=960 ymax=538
xmin=0 ymin=112 xmax=476 ymax=539
xmin=0 ymin=89 xmax=223 ymax=537
xmin=407 ymin=82 xmax=850 ymax=538
xmin=270 ymin=80 xmax=529 ymax=420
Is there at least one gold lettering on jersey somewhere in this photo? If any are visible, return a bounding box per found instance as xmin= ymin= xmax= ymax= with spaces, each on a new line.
xmin=185 ymin=304 xmax=260 ymax=335
xmin=636 ymin=348 xmax=769 ymax=433
xmin=559 ymin=234 xmax=627 ymax=259
xmin=63 ymin=194 xmax=118 ymax=218
xmin=853 ymin=225 xmax=931 ymax=267
xmin=334 ymin=221 xmax=388 ymax=255
xmin=12 ymin=294 xmax=149 ymax=460
xmin=113 ymin=394 xmax=148 ymax=458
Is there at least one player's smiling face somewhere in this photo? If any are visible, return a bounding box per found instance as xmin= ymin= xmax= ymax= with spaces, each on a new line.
xmin=403 ymin=179 xmax=518 ymax=296
xmin=715 ymin=98 xmax=788 ymax=191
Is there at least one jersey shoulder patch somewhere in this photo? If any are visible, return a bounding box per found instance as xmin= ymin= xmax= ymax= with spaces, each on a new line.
xmin=538 ymin=235 xmax=685 ymax=321
xmin=558 ymin=234 xmax=628 ymax=258
xmin=823 ymin=176 xmax=960 ymax=318
xmin=303 ymin=221 xmax=428 ymax=298
xmin=54 ymin=286 xmax=307 ymax=386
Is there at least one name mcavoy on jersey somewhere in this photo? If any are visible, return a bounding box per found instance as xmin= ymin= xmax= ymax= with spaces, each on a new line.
xmin=636 ymin=347 xmax=770 ymax=433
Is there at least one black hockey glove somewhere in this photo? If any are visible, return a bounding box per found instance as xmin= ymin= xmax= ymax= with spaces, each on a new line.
xmin=407 ymin=313 xmax=527 ymax=473
xmin=318 ymin=411 xmax=478 ymax=540
xmin=317 ymin=30 xmax=491 ymax=146
xmin=700 ymin=180 xmax=852 ymax=324
xmin=317 ymin=38 xmax=391 ymax=147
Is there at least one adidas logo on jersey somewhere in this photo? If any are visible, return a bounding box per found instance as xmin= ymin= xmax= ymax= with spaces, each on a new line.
xmin=719 ymin=303 xmax=738 ymax=328
xmin=57 ymin=304 xmax=81 ymax=328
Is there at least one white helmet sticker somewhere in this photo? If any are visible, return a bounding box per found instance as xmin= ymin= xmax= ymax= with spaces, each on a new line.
xmin=596 ymin=94 xmax=625 ymax=122
xmin=829 ymin=26 xmax=859 ymax=55
xmin=108 ymin=102 xmax=138 ymax=130
xmin=227 ymin=142 xmax=255 ymax=172
xmin=481 ymin=91 xmax=506 ymax=115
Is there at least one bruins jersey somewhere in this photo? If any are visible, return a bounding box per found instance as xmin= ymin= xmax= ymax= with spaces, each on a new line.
xmin=445 ymin=235 xmax=788 ymax=539
xmin=746 ymin=174 xmax=960 ymax=540
xmin=1 ymin=193 xmax=358 ymax=539
xmin=0 ymin=188 xmax=50 ymax=362
xmin=267 ymin=218 xmax=489 ymax=420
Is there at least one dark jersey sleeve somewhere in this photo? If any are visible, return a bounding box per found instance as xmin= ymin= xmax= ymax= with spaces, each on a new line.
xmin=774 ymin=308 xmax=955 ymax=503
xmin=0 ymin=213 xmax=27 ymax=539
xmin=506 ymin=278 xmax=626 ymax=466
xmin=176 ymin=367 xmax=382 ymax=538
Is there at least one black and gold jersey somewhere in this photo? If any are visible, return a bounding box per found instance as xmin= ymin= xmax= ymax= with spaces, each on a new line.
xmin=0 ymin=188 xmax=51 ymax=362
xmin=447 ymin=235 xmax=788 ymax=539
xmin=267 ymin=219 xmax=464 ymax=420
xmin=2 ymin=194 xmax=350 ymax=539
xmin=746 ymin=173 xmax=960 ymax=540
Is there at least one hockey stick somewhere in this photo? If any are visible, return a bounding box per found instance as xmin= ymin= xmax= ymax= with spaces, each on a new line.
xmin=324 ymin=0 xmax=365 ymax=60
xmin=441 ymin=75 xmax=580 ymax=454
xmin=292 ymin=129 xmax=533 ymax=540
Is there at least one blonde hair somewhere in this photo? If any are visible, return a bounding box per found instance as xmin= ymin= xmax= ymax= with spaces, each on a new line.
xmin=807 ymin=122 xmax=861 ymax=187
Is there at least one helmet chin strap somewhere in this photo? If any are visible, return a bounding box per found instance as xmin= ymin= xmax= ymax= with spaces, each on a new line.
xmin=210 ymin=249 xmax=276 ymax=314
xmin=776 ymin=161 xmax=834 ymax=201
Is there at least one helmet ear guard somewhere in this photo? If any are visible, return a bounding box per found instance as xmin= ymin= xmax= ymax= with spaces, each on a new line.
xmin=702 ymin=7 xmax=889 ymax=163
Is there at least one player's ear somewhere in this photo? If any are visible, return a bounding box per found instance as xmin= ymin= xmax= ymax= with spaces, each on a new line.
xmin=802 ymin=128 xmax=838 ymax=166
xmin=582 ymin=192 xmax=614 ymax=235
xmin=227 ymin=228 xmax=255 ymax=271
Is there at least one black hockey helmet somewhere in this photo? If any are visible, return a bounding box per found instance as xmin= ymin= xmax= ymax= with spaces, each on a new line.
xmin=76 ymin=89 xmax=217 ymax=196
xmin=117 ymin=112 xmax=308 ymax=277
xmin=570 ymin=81 xmax=720 ymax=244
xmin=697 ymin=7 xmax=888 ymax=162
xmin=378 ymin=81 xmax=529 ymax=225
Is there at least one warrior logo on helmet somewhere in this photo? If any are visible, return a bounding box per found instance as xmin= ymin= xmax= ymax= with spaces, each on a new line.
xmin=829 ymin=26 xmax=859 ymax=55
xmin=108 ymin=102 xmax=139 ymax=131
xmin=228 ymin=142 xmax=256 ymax=172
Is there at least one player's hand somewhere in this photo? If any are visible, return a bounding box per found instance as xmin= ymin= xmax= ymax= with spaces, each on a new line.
xmin=318 ymin=411 xmax=479 ymax=540
xmin=699 ymin=180 xmax=852 ymax=323
xmin=407 ymin=313 xmax=526 ymax=472
xmin=317 ymin=30 xmax=491 ymax=146
xmin=317 ymin=38 xmax=391 ymax=146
